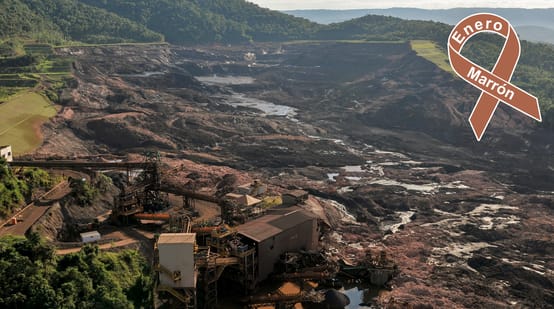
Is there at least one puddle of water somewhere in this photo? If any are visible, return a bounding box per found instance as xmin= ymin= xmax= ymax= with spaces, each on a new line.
xmin=370 ymin=179 xmax=436 ymax=193
xmin=477 ymin=214 xmax=520 ymax=230
xmin=379 ymin=162 xmax=400 ymax=166
xmin=119 ymin=71 xmax=165 ymax=77
xmin=342 ymin=165 xmax=364 ymax=173
xmin=341 ymin=285 xmax=379 ymax=309
xmin=441 ymin=181 xmax=471 ymax=189
xmin=427 ymin=204 xmax=518 ymax=231
xmin=369 ymin=165 xmax=385 ymax=177
xmin=308 ymin=135 xmax=346 ymax=145
xmin=429 ymin=242 xmax=496 ymax=269
xmin=370 ymin=179 xmax=471 ymax=193
xmin=327 ymin=173 xmax=339 ymax=182
xmin=400 ymin=160 xmax=423 ymax=165
xmin=437 ymin=242 xmax=495 ymax=259
xmin=501 ymin=258 xmax=547 ymax=275
xmin=469 ymin=204 xmax=518 ymax=216
xmin=374 ymin=149 xmax=408 ymax=158
xmin=382 ymin=210 xmax=414 ymax=238
xmin=195 ymin=75 xmax=255 ymax=85
xmin=338 ymin=186 xmax=354 ymax=193
xmin=223 ymin=93 xmax=298 ymax=119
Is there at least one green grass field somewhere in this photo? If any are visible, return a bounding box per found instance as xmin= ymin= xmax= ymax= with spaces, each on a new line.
xmin=410 ymin=40 xmax=455 ymax=74
xmin=0 ymin=92 xmax=56 ymax=155
xmin=0 ymin=42 xmax=72 ymax=102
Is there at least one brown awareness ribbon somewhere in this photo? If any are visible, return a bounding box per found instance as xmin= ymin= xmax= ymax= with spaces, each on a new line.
xmin=448 ymin=13 xmax=541 ymax=141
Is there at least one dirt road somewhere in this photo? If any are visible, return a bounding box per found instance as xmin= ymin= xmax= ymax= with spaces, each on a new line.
xmin=0 ymin=180 xmax=70 ymax=237
xmin=0 ymin=204 xmax=51 ymax=236
xmin=56 ymin=238 xmax=138 ymax=255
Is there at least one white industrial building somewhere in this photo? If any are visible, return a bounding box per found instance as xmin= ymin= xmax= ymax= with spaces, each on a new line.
xmin=80 ymin=231 xmax=101 ymax=243
xmin=0 ymin=145 xmax=13 ymax=162
xmin=158 ymin=233 xmax=197 ymax=288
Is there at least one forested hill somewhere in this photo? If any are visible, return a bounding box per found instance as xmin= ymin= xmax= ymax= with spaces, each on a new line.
xmin=286 ymin=8 xmax=554 ymax=44
xmin=3 ymin=0 xmax=554 ymax=49
xmin=0 ymin=0 xmax=318 ymax=44
xmin=313 ymin=14 xmax=450 ymax=42
xmin=80 ymin=0 xmax=320 ymax=44
xmin=0 ymin=0 xmax=482 ymax=45
xmin=0 ymin=0 xmax=63 ymax=43
xmin=2 ymin=0 xmax=163 ymax=44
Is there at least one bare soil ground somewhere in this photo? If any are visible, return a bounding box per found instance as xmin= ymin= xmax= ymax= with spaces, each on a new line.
xmin=19 ymin=42 xmax=553 ymax=307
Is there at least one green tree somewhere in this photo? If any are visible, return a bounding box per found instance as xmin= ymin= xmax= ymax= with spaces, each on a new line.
xmin=69 ymin=177 xmax=98 ymax=206
xmin=0 ymin=234 xmax=152 ymax=308
xmin=0 ymin=158 xmax=29 ymax=217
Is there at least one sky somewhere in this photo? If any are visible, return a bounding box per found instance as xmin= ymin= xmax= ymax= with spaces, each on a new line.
xmin=247 ymin=1 xmax=554 ymax=10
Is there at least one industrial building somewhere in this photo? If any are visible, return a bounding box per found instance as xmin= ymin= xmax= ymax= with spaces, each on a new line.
xmin=237 ymin=207 xmax=318 ymax=281
xmin=281 ymin=190 xmax=309 ymax=207
xmin=155 ymin=206 xmax=319 ymax=308
xmin=236 ymin=180 xmax=267 ymax=196
xmin=80 ymin=231 xmax=101 ymax=243
xmin=0 ymin=145 xmax=13 ymax=162
xmin=224 ymin=193 xmax=262 ymax=207
xmin=157 ymin=233 xmax=197 ymax=288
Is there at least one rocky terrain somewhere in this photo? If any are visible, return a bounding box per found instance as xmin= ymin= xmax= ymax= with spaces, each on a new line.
xmin=32 ymin=42 xmax=554 ymax=307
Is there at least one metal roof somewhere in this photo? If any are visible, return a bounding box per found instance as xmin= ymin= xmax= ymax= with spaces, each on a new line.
xmin=239 ymin=195 xmax=262 ymax=206
xmin=270 ymin=210 xmax=313 ymax=231
xmin=80 ymin=231 xmax=101 ymax=238
xmin=225 ymin=193 xmax=261 ymax=206
xmin=158 ymin=233 xmax=196 ymax=244
xmin=225 ymin=193 xmax=243 ymax=199
xmin=237 ymin=207 xmax=315 ymax=243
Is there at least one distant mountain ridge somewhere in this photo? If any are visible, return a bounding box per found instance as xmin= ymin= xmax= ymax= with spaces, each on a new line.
xmin=285 ymin=8 xmax=554 ymax=44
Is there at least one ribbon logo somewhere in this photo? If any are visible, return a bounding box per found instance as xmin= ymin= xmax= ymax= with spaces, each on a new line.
xmin=448 ymin=13 xmax=542 ymax=141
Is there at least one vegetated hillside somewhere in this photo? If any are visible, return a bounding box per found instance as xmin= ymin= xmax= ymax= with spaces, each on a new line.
xmin=80 ymin=0 xmax=319 ymax=44
xmin=2 ymin=0 xmax=319 ymax=44
xmin=0 ymin=159 xmax=29 ymax=217
xmin=20 ymin=0 xmax=163 ymax=44
xmin=0 ymin=159 xmax=55 ymax=217
xmin=78 ymin=0 xmax=247 ymax=44
xmin=286 ymin=8 xmax=554 ymax=28
xmin=0 ymin=0 xmax=163 ymax=44
xmin=191 ymin=0 xmax=320 ymax=41
xmin=315 ymin=14 xmax=554 ymax=127
xmin=0 ymin=234 xmax=152 ymax=308
xmin=0 ymin=0 xmax=64 ymax=43
xmin=287 ymin=8 xmax=554 ymax=44
xmin=314 ymin=14 xmax=450 ymax=43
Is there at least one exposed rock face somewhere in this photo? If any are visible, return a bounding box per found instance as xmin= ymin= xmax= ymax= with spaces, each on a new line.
xmin=36 ymin=42 xmax=554 ymax=307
